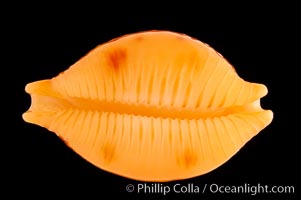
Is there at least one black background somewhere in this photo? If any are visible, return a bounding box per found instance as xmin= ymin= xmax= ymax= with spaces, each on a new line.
xmin=7 ymin=3 xmax=298 ymax=199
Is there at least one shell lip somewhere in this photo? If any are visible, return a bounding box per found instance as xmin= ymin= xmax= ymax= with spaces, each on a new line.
xmin=23 ymin=80 xmax=272 ymax=122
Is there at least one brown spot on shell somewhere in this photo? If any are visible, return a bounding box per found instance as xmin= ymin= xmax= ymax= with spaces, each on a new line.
xmin=101 ymin=143 xmax=115 ymax=164
xmin=134 ymin=35 xmax=144 ymax=42
xmin=180 ymin=149 xmax=198 ymax=169
xmin=106 ymin=48 xmax=127 ymax=70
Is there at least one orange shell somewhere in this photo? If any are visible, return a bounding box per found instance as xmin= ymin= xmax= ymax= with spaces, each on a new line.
xmin=23 ymin=31 xmax=273 ymax=181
